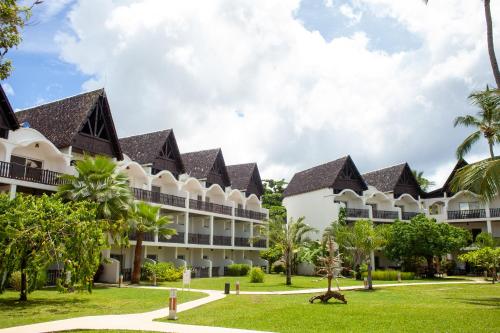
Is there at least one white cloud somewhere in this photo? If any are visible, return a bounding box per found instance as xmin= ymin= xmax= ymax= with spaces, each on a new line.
xmin=2 ymin=83 xmax=14 ymax=96
xmin=339 ymin=4 xmax=362 ymax=25
xmin=39 ymin=0 xmax=74 ymax=21
xmin=55 ymin=0 xmax=499 ymax=183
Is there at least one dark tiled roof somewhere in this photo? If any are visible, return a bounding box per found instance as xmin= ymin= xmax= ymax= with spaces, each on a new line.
xmin=181 ymin=148 xmax=221 ymax=179
xmin=15 ymin=89 xmax=104 ymax=148
xmin=0 ymin=85 xmax=19 ymax=130
xmin=425 ymin=159 xmax=468 ymax=198
xmin=120 ymin=129 xmax=172 ymax=164
xmin=362 ymin=163 xmax=407 ymax=193
xmin=227 ymin=163 xmax=257 ymax=191
xmin=284 ymin=156 xmax=349 ymax=197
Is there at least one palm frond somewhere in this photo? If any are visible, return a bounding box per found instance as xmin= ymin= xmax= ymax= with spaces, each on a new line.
xmin=456 ymin=131 xmax=481 ymax=160
xmin=450 ymin=158 xmax=500 ymax=201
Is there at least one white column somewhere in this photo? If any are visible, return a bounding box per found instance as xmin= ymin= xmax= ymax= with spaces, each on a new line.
xmin=143 ymin=245 xmax=148 ymax=258
xmin=231 ymin=219 xmax=235 ymax=246
xmin=9 ymin=184 xmax=16 ymax=199
xmin=486 ymin=220 xmax=492 ymax=234
xmin=184 ymin=213 xmax=189 ymax=244
xmin=485 ymin=202 xmax=492 ymax=234
xmin=3 ymin=144 xmax=14 ymax=163
xmin=250 ymin=222 xmax=254 ymax=247
xmin=209 ymin=216 xmax=214 ymax=245
xmin=174 ymin=247 xmax=178 ymax=260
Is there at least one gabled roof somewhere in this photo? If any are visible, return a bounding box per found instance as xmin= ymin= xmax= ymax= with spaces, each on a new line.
xmin=363 ymin=163 xmax=407 ymax=193
xmin=15 ymin=89 xmax=123 ymax=159
xmin=0 ymin=84 xmax=19 ymax=130
xmin=284 ymin=155 xmax=366 ymax=197
xmin=227 ymin=163 xmax=264 ymax=196
xmin=425 ymin=159 xmax=468 ymax=198
xmin=181 ymin=148 xmax=221 ymax=179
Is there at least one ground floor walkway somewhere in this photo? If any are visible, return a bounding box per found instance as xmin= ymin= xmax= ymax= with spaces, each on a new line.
xmin=0 ymin=280 xmax=488 ymax=333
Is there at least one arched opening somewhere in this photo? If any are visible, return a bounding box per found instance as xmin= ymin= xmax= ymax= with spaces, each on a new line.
xmin=120 ymin=162 xmax=149 ymax=189
xmin=151 ymin=170 xmax=180 ymax=196
xmin=182 ymin=177 xmax=204 ymax=200
xmin=246 ymin=194 xmax=261 ymax=211
xmin=365 ymin=192 xmax=397 ymax=220
xmin=394 ymin=194 xmax=420 ymax=220
xmin=11 ymin=141 xmax=67 ymax=173
xmin=206 ymin=184 xmax=227 ymax=205
xmin=227 ymin=189 xmax=245 ymax=209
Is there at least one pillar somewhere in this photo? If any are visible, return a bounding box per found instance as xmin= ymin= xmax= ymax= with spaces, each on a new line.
xmin=9 ymin=184 xmax=16 ymax=199
xmin=209 ymin=216 xmax=214 ymax=245
xmin=250 ymin=222 xmax=254 ymax=247
xmin=231 ymin=219 xmax=235 ymax=246
xmin=487 ymin=220 xmax=492 ymax=234
xmin=184 ymin=213 xmax=189 ymax=244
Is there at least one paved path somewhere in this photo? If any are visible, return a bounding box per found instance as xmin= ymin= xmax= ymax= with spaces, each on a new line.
xmin=0 ymin=280 xmax=487 ymax=333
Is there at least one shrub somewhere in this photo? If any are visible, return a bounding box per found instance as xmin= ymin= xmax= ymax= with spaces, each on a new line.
xmin=272 ymin=261 xmax=285 ymax=274
xmin=9 ymin=271 xmax=22 ymax=291
xmin=249 ymin=267 xmax=265 ymax=283
xmin=361 ymin=270 xmax=415 ymax=281
xmin=226 ymin=264 xmax=251 ymax=276
xmin=142 ymin=262 xmax=183 ymax=282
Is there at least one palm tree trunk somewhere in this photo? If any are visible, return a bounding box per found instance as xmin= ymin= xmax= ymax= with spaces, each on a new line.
xmin=131 ymin=232 xmax=144 ymax=284
xmin=488 ymin=141 xmax=495 ymax=159
xmin=285 ymin=250 xmax=292 ymax=285
xmin=327 ymin=274 xmax=332 ymax=293
xmin=484 ymin=0 xmax=500 ymax=88
xmin=367 ymin=262 xmax=373 ymax=290
xmin=20 ymin=258 xmax=27 ymax=301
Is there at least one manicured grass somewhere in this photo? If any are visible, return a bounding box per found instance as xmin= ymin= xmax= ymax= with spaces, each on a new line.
xmin=166 ymin=284 xmax=500 ymax=333
xmin=154 ymin=273 xmax=468 ymax=291
xmin=0 ymin=286 xmax=206 ymax=329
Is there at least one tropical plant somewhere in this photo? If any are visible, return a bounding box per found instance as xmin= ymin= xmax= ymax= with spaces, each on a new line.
xmin=412 ymin=170 xmax=435 ymax=191
xmin=451 ymin=157 xmax=500 ymax=201
xmin=262 ymin=179 xmax=287 ymax=220
xmin=249 ymin=267 xmax=265 ymax=283
xmin=259 ymin=245 xmax=282 ymax=267
xmin=267 ymin=216 xmax=316 ymax=285
xmin=424 ymin=0 xmax=499 ymax=87
xmin=141 ymin=262 xmax=183 ymax=282
xmin=58 ymin=155 xmax=132 ymax=236
xmin=335 ymin=219 xmax=386 ymax=289
xmin=128 ymin=202 xmax=175 ymax=284
xmin=454 ymin=88 xmax=499 ymax=159
xmin=473 ymin=232 xmax=497 ymax=248
xmin=459 ymin=247 xmax=500 ymax=283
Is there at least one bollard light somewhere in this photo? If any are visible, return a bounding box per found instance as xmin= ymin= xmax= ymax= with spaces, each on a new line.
xmin=119 ymin=274 xmax=123 ymax=288
xmin=235 ymin=281 xmax=240 ymax=295
xmin=363 ymin=277 xmax=368 ymax=290
xmin=224 ymin=282 xmax=230 ymax=294
xmin=168 ymin=288 xmax=178 ymax=320
xmin=153 ymin=272 xmax=157 ymax=287
xmin=397 ymin=271 xmax=401 ymax=283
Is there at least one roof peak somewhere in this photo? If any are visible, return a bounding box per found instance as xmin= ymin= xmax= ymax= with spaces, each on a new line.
xmin=294 ymin=155 xmax=349 ymax=175
xmin=182 ymin=147 xmax=221 ymax=155
xmin=17 ymin=88 xmax=105 ymax=112
xmin=362 ymin=162 xmax=407 ymax=176
xmin=119 ymin=128 xmax=172 ymax=140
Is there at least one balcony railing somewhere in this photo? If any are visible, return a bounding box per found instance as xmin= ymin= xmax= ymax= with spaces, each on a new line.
xmin=132 ymin=188 xmax=186 ymax=208
xmin=345 ymin=208 xmax=369 ymax=219
xmin=0 ymin=161 xmax=68 ymax=186
xmin=189 ymin=199 xmax=232 ymax=216
xmin=402 ymin=212 xmax=420 ymax=220
xmin=128 ymin=231 xmax=155 ymax=242
xmin=490 ymin=208 xmax=500 ymax=218
xmin=213 ymin=235 xmax=232 ymax=246
xmin=235 ymin=237 xmax=250 ymax=247
xmin=159 ymin=232 xmax=185 ymax=243
xmin=254 ymin=239 xmax=267 ymax=248
xmin=448 ymin=209 xmax=486 ymax=220
xmin=373 ymin=210 xmax=399 ymax=220
xmin=235 ymin=208 xmax=267 ymax=220
xmin=188 ymin=233 xmax=210 ymax=245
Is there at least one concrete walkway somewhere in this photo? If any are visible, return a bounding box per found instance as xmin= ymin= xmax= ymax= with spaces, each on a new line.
xmin=0 ymin=280 xmax=487 ymax=333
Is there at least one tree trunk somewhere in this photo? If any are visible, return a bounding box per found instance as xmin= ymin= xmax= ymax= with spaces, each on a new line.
xmin=285 ymin=250 xmax=292 ymax=285
xmin=484 ymin=0 xmax=500 ymax=88
xmin=20 ymin=259 xmax=27 ymax=301
xmin=488 ymin=141 xmax=495 ymax=159
xmin=327 ymin=274 xmax=332 ymax=293
xmin=492 ymin=268 xmax=497 ymax=284
xmin=131 ymin=232 xmax=144 ymax=284
xmin=426 ymin=256 xmax=435 ymax=278
xmin=367 ymin=263 xmax=373 ymax=290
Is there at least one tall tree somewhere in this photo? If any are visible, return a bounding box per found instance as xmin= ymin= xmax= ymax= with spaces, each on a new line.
xmin=129 ymin=202 xmax=175 ymax=284
xmin=262 ymin=179 xmax=287 ymax=220
xmin=454 ymin=88 xmax=500 ymax=159
xmin=451 ymin=157 xmax=500 ymax=201
xmin=268 ymin=216 xmax=316 ymax=285
xmin=459 ymin=247 xmax=500 ymax=283
xmin=412 ymin=170 xmax=435 ymax=191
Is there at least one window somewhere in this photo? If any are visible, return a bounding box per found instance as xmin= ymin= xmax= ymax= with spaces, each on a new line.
xmin=367 ymin=203 xmax=377 ymax=211
xmin=459 ymin=202 xmax=480 ymax=211
xmin=147 ymin=254 xmax=158 ymax=261
xmin=395 ymin=205 xmax=405 ymax=213
xmin=206 ymin=197 xmax=211 ymax=203
xmin=177 ymin=255 xmax=185 ymax=260
xmin=11 ymin=155 xmax=43 ymax=169
xmin=238 ymin=203 xmax=243 ymax=209
xmin=152 ymin=186 xmax=161 ymax=193
xmin=429 ymin=204 xmax=441 ymax=215
xmin=225 ymin=221 xmax=231 ymax=231
xmin=244 ymin=223 xmax=249 ymax=232
xmin=197 ymin=195 xmax=202 ymax=201
xmin=203 ymin=255 xmax=208 ymax=260
xmin=203 ymin=220 xmax=209 ymax=228
xmin=158 ymin=137 xmax=176 ymax=160
xmin=80 ymin=98 xmax=110 ymax=140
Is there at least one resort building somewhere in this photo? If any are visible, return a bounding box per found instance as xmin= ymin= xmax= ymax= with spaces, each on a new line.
xmin=0 ymin=86 xmax=269 ymax=283
xmin=284 ymin=156 xmax=500 ymax=270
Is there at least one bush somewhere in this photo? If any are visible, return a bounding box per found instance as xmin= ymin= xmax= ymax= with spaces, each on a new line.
xmin=249 ymin=267 xmax=265 ymax=283
xmin=142 ymin=262 xmax=183 ymax=282
xmin=361 ymin=270 xmax=415 ymax=281
xmin=226 ymin=264 xmax=251 ymax=276
xmin=272 ymin=261 xmax=285 ymax=274
xmin=9 ymin=271 xmax=22 ymax=291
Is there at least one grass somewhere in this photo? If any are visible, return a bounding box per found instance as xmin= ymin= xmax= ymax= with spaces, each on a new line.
xmin=0 ymin=286 xmax=206 ymax=329
xmin=164 ymin=284 xmax=500 ymax=333
xmin=153 ymin=273 xmax=469 ymax=291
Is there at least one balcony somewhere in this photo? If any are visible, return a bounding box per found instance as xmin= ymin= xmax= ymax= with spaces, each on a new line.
xmin=373 ymin=210 xmax=399 ymax=220
xmin=189 ymin=199 xmax=232 ymax=216
xmin=0 ymin=161 xmax=68 ymax=186
xmin=128 ymin=231 xmax=155 ymax=242
xmin=402 ymin=212 xmax=420 ymax=220
xmin=188 ymin=233 xmax=210 ymax=245
xmin=345 ymin=208 xmax=369 ymax=219
xmin=254 ymin=239 xmax=267 ymax=248
xmin=448 ymin=209 xmax=486 ymax=220
xmin=213 ymin=235 xmax=232 ymax=246
xmin=132 ymin=188 xmax=185 ymax=208
xmin=235 ymin=208 xmax=267 ymax=220
xmin=159 ymin=232 xmax=184 ymax=243
xmin=235 ymin=237 xmax=250 ymax=247
xmin=490 ymin=208 xmax=500 ymax=218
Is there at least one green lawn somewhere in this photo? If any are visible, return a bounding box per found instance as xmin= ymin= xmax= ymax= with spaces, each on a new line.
xmin=0 ymin=286 xmax=206 ymax=329
xmin=154 ymin=273 xmax=469 ymax=291
xmin=164 ymin=284 xmax=500 ymax=333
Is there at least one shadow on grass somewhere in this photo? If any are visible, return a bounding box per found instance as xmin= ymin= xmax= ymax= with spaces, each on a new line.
xmin=0 ymin=297 xmax=88 ymax=310
xmin=450 ymin=297 xmax=500 ymax=308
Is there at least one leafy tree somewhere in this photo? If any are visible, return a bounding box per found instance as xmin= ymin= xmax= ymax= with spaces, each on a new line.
xmin=459 ymin=247 xmax=500 ymax=283
xmin=334 ymin=219 xmax=386 ymax=289
xmin=412 ymin=170 xmax=435 ymax=191
xmin=259 ymin=245 xmax=282 ymax=267
xmin=262 ymin=179 xmax=287 ymax=220
xmin=474 ymin=232 xmax=497 ymax=248
xmin=58 ymin=155 xmax=132 ymax=237
xmin=451 ymin=157 xmax=500 ymax=202
xmin=128 ymin=202 xmax=175 ymax=284
xmin=0 ymin=1 xmax=40 ymax=79
xmin=267 ymin=216 xmax=316 ymax=285
xmin=384 ymin=215 xmax=471 ymax=277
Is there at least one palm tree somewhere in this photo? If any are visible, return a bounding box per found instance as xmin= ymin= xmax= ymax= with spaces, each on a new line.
xmin=424 ymin=0 xmax=500 ymax=87
xmin=454 ymin=88 xmax=499 ymax=159
xmin=412 ymin=170 xmax=435 ymax=191
xmin=58 ymin=155 xmax=132 ymax=232
xmin=451 ymin=157 xmax=500 ymax=201
xmin=335 ymin=219 xmax=386 ymax=290
xmin=268 ymin=216 xmax=316 ymax=285
xmin=129 ymin=202 xmax=176 ymax=284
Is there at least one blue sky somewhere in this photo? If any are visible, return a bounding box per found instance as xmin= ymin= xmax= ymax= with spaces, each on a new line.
xmin=2 ymin=0 xmax=498 ymax=185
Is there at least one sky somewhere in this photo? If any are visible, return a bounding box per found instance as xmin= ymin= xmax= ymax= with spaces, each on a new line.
xmin=3 ymin=0 xmax=499 ymax=189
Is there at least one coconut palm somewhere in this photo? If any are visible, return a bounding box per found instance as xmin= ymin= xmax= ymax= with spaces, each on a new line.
xmin=412 ymin=170 xmax=435 ymax=191
xmin=454 ymin=88 xmax=500 ymax=159
xmin=424 ymin=0 xmax=499 ymax=87
xmin=451 ymin=157 xmax=500 ymax=201
xmin=129 ymin=202 xmax=176 ymax=284
xmin=58 ymin=155 xmax=132 ymax=232
xmin=268 ymin=216 xmax=316 ymax=285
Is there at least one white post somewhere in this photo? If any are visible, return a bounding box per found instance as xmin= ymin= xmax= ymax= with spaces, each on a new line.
xmin=9 ymin=184 xmax=16 ymax=199
xmin=486 ymin=220 xmax=492 ymax=234
xmin=184 ymin=213 xmax=189 ymax=244
xmin=231 ymin=219 xmax=235 ymax=246
xmin=209 ymin=216 xmax=214 ymax=245
xmin=168 ymin=288 xmax=178 ymax=320
xmin=250 ymin=222 xmax=254 ymax=247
